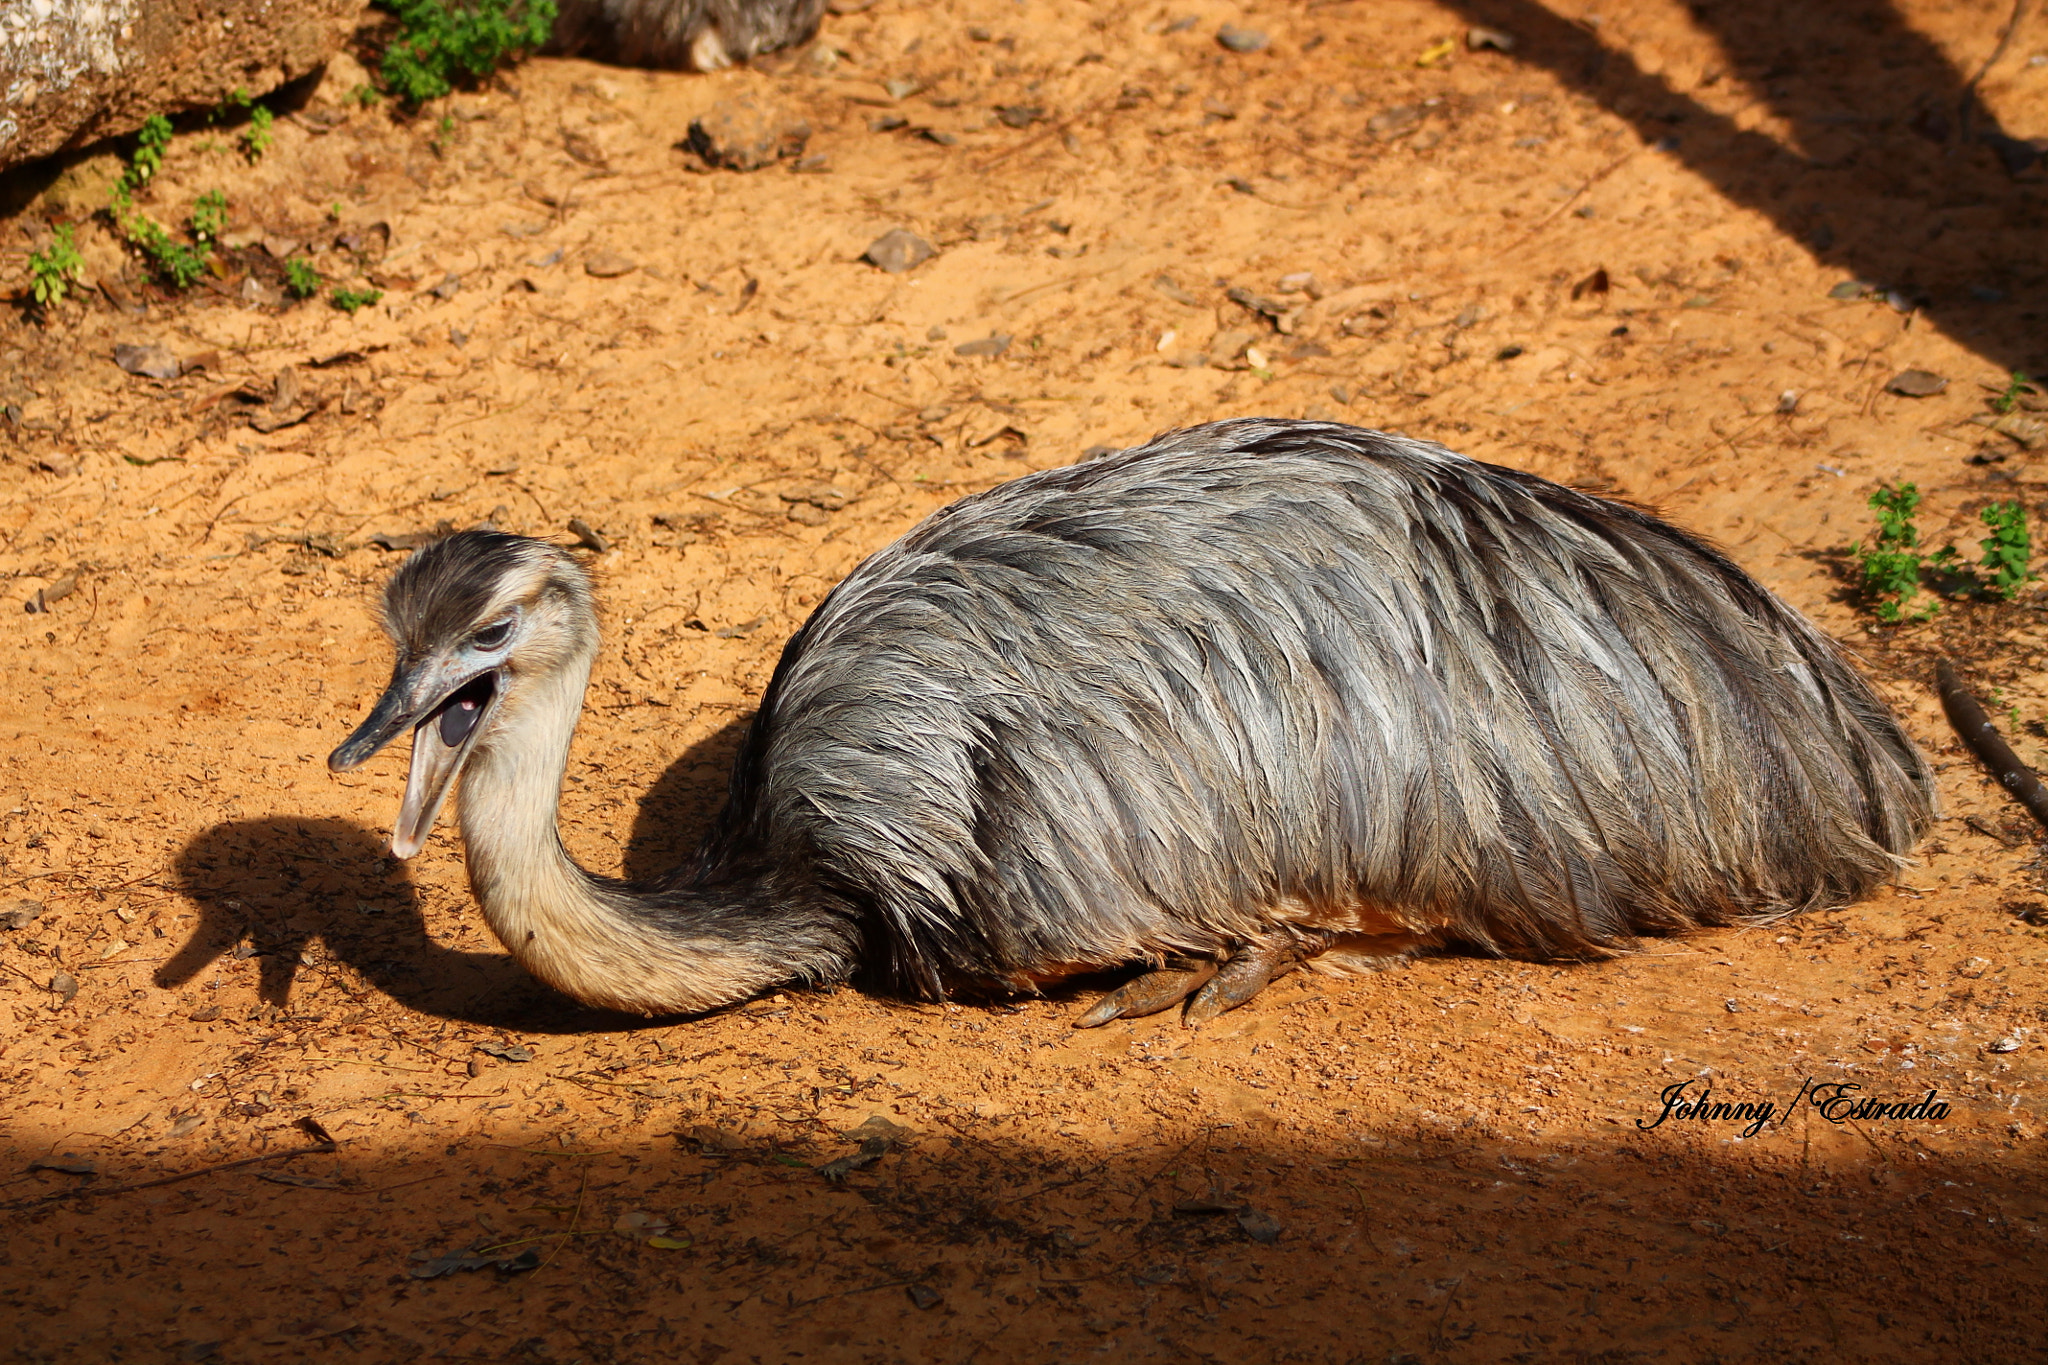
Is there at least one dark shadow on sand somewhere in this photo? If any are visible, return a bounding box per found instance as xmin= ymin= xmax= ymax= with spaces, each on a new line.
xmin=162 ymin=716 xmax=757 ymax=1032
xmin=1440 ymin=0 xmax=2044 ymax=375
xmin=4 ymin=1096 xmax=2043 ymax=1360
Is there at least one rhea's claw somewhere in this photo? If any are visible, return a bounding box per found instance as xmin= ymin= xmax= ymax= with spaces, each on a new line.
xmin=1184 ymin=940 xmax=1304 ymax=1026
xmin=1073 ymin=960 xmax=1219 ymax=1028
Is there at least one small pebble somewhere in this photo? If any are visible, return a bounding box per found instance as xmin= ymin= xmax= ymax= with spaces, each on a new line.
xmin=1367 ymin=105 xmax=1424 ymax=142
xmin=1217 ymin=25 xmax=1269 ymax=53
xmin=1884 ymin=369 xmax=1947 ymax=398
xmin=112 ymin=343 xmax=181 ymax=379
xmin=585 ymin=251 xmax=637 ymax=278
xmin=954 ymin=335 xmax=1012 ymax=358
xmin=687 ymin=95 xmax=812 ymax=171
xmin=863 ymin=229 xmax=934 ymax=273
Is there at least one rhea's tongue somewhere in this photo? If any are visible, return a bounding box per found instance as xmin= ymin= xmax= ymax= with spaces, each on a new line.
xmin=432 ymin=674 xmax=496 ymax=748
xmin=439 ymin=691 xmax=484 ymax=746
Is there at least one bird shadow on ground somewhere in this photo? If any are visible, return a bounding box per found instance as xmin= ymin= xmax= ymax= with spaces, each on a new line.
xmin=161 ymin=717 xmax=761 ymax=1033
xmin=1442 ymin=0 xmax=2045 ymax=376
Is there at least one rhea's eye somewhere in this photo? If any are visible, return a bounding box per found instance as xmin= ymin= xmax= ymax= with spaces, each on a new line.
xmin=471 ymin=617 xmax=514 ymax=650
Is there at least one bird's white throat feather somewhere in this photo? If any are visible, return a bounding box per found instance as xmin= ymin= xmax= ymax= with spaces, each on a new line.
xmin=453 ymin=657 xmax=775 ymax=1015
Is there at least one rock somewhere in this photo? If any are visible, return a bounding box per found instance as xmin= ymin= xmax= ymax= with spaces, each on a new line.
xmin=113 ymin=343 xmax=180 ymax=379
xmin=1367 ymin=105 xmax=1425 ymax=141
xmin=1884 ymin=369 xmax=1948 ymax=398
xmin=685 ymin=95 xmax=812 ymax=171
xmin=585 ymin=251 xmax=637 ymax=278
xmin=1467 ymin=26 xmax=1517 ymax=51
xmin=1216 ymin=25 xmax=1269 ymax=53
xmin=954 ymin=335 xmax=1011 ymax=358
xmin=0 ymin=0 xmax=361 ymax=174
xmin=863 ymin=228 xmax=934 ymax=273
xmin=1208 ymin=330 xmax=1257 ymax=369
xmin=0 ymin=899 xmax=42 ymax=930
xmin=1152 ymin=274 xmax=1201 ymax=307
xmin=780 ymin=484 xmax=850 ymax=511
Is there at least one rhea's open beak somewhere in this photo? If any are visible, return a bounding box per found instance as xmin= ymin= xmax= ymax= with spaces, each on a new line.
xmin=329 ymin=659 xmax=501 ymax=858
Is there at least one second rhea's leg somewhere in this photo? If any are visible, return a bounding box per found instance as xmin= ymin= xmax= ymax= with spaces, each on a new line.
xmin=1073 ymin=935 xmax=1324 ymax=1028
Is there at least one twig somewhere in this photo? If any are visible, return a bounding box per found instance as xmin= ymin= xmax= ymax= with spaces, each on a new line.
xmin=1964 ymin=814 xmax=2020 ymax=847
xmin=0 ymin=1139 xmax=337 ymax=1214
xmin=968 ymin=94 xmax=1111 ymax=175
xmin=785 ymin=1276 xmax=924 ymax=1309
xmin=1936 ymin=658 xmax=2048 ymax=832
xmin=538 ymin=1159 xmax=593 ymax=1271
xmin=1490 ymin=148 xmax=1640 ymax=258
xmin=1960 ymin=0 xmax=2031 ymax=144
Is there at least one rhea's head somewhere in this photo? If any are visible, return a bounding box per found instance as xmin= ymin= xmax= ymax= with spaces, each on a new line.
xmin=328 ymin=531 xmax=598 ymax=857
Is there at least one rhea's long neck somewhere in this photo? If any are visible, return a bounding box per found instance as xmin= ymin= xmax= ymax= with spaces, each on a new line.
xmin=452 ymin=657 xmax=824 ymax=1016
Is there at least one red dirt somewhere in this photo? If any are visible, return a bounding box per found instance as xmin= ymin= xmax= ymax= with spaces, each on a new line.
xmin=3 ymin=1 xmax=2046 ymax=1360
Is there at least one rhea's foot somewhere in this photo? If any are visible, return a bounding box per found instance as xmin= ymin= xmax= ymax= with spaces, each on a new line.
xmin=1072 ymin=957 xmax=1218 ymax=1028
xmin=1184 ymin=936 xmax=1319 ymax=1026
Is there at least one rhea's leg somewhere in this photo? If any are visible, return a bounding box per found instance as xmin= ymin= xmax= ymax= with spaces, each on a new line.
xmin=689 ymin=26 xmax=732 ymax=70
xmin=1072 ymin=957 xmax=1218 ymax=1028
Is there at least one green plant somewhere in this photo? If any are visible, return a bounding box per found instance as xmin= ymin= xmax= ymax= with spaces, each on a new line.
xmin=377 ymin=0 xmax=557 ymax=106
xmin=1978 ymin=500 xmax=2031 ymax=600
xmin=102 ymin=115 xmax=222 ymax=290
xmin=135 ymin=219 xmax=209 ymax=289
xmin=1996 ymin=371 xmax=2035 ymax=414
xmin=243 ymin=104 xmax=275 ymax=160
xmin=330 ymin=286 xmax=384 ymax=314
xmin=189 ymin=189 xmax=228 ymax=244
xmin=430 ymin=112 xmax=456 ymax=156
xmin=1855 ymin=482 xmax=1935 ymax=622
xmin=130 ymin=114 xmax=173 ymax=188
xmin=283 ymin=257 xmax=322 ymax=299
xmin=27 ymin=225 xmax=86 ymax=308
xmin=349 ymin=83 xmax=384 ymax=107
xmin=1856 ymin=485 xmax=2034 ymax=621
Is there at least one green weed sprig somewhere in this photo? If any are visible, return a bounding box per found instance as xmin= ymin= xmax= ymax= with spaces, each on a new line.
xmin=1995 ymin=371 xmax=2035 ymax=415
xmin=28 ymin=226 xmax=86 ymax=308
xmin=1978 ymin=500 xmax=2032 ymax=600
xmin=1856 ymin=483 xmax=1934 ymax=623
xmin=377 ymin=0 xmax=558 ymax=106
xmin=1855 ymin=484 xmax=2033 ymax=622
xmin=331 ymin=286 xmax=384 ymax=314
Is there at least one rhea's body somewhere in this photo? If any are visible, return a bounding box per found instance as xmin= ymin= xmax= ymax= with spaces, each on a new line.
xmin=548 ymin=0 xmax=826 ymax=70
xmin=332 ymin=421 xmax=1933 ymax=1020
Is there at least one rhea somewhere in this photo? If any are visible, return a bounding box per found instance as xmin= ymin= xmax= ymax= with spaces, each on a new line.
xmin=330 ymin=419 xmax=1934 ymax=1023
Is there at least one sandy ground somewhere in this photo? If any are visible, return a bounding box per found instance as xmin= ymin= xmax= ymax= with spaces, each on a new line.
xmin=3 ymin=0 xmax=2048 ymax=1360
